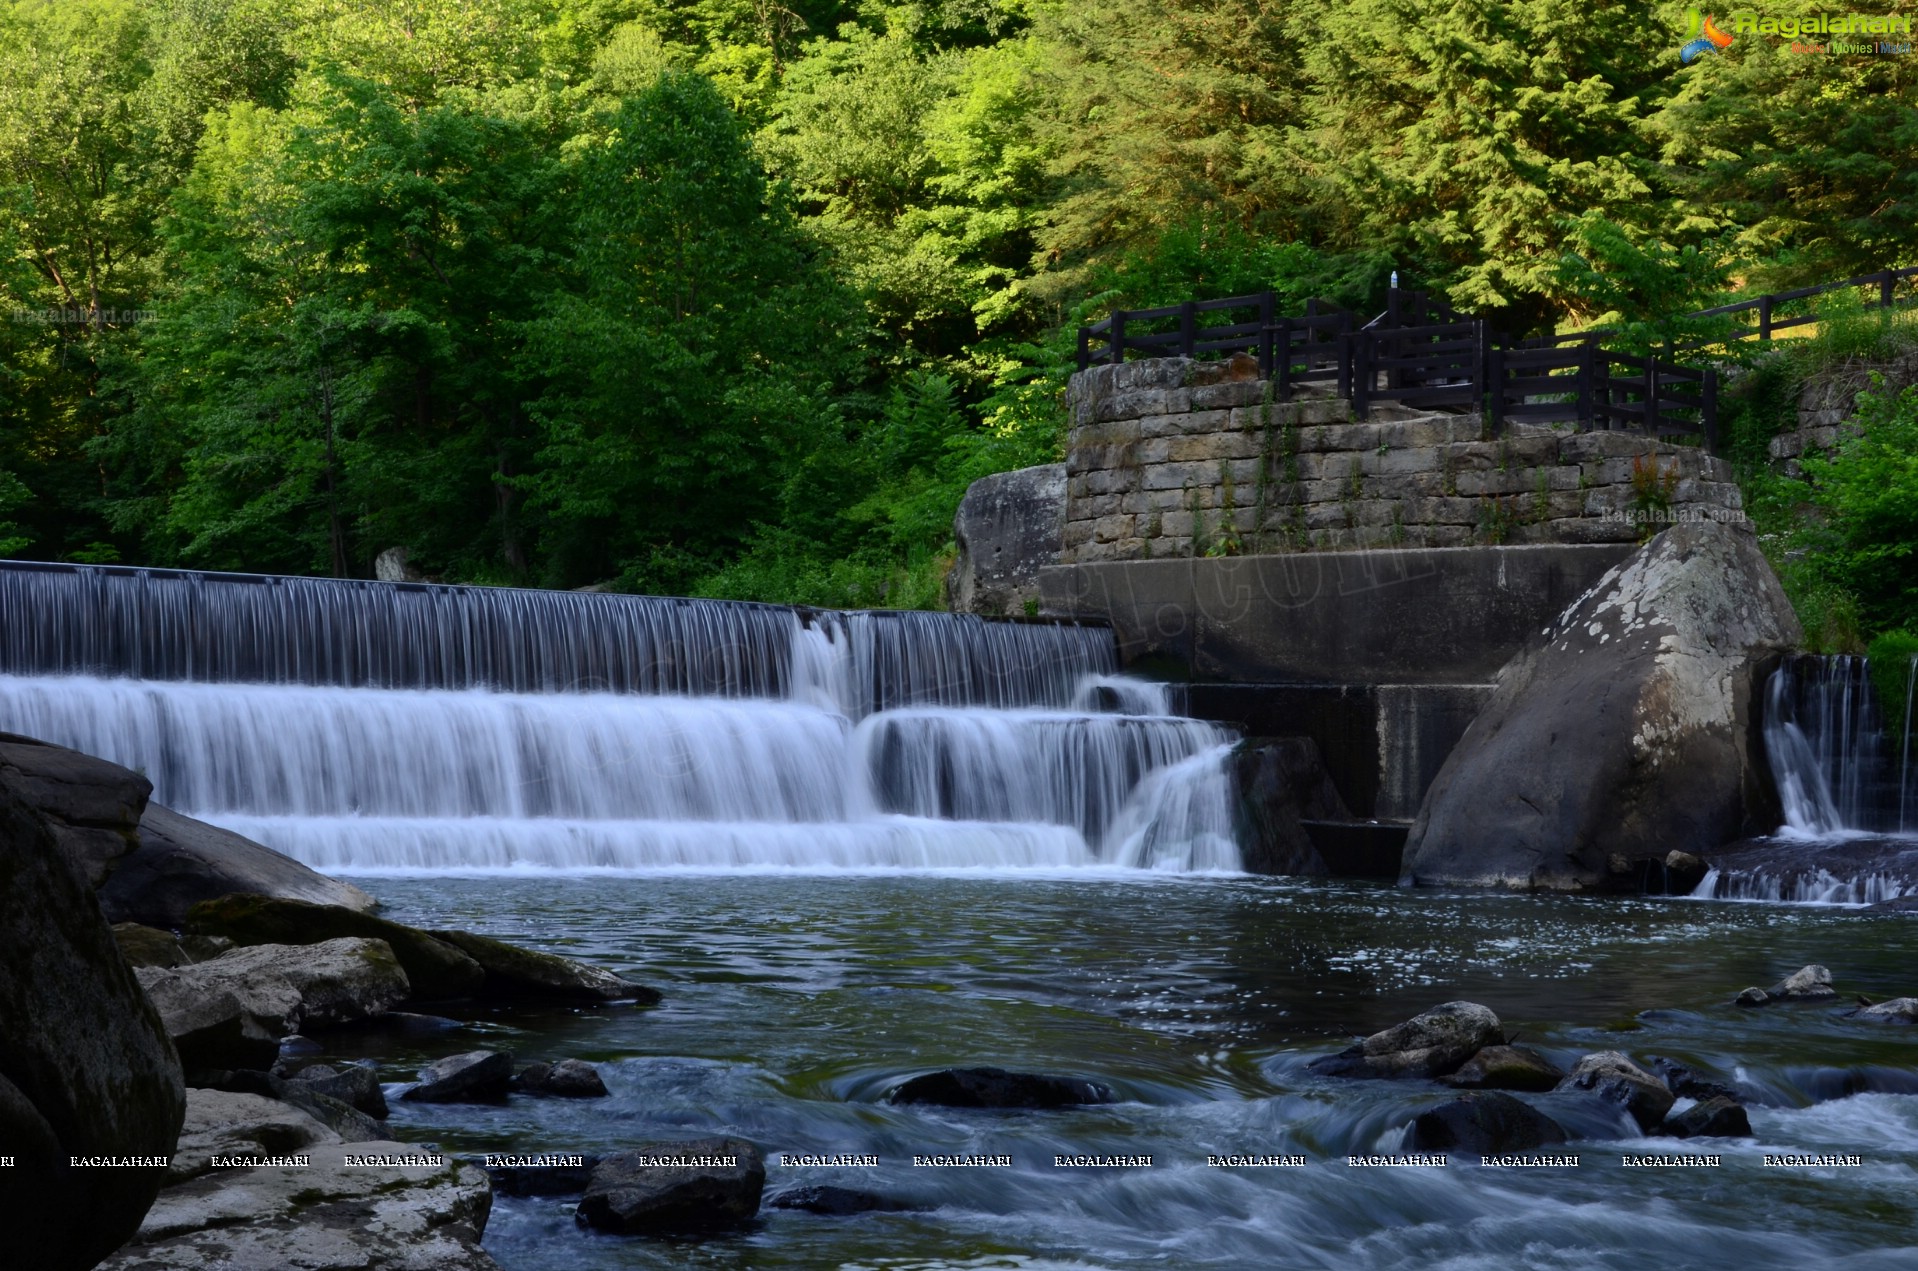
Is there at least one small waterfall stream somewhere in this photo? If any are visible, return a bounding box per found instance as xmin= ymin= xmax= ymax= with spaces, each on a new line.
xmin=0 ymin=563 xmax=1241 ymax=873
xmin=1761 ymin=654 xmax=1915 ymax=837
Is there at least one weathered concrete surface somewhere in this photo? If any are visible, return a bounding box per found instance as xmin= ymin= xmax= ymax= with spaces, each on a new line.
xmin=948 ymin=463 xmax=1067 ymax=617
xmin=1043 ymin=545 xmax=1633 ymax=685
xmin=1403 ymin=522 xmax=1800 ymax=890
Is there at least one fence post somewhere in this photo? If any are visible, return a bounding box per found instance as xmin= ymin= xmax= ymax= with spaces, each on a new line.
xmin=1180 ymin=301 xmax=1196 ymax=359
xmin=1275 ymin=318 xmax=1292 ymax=395
xmin=1758 ymin=294 xmax=1772 ymax=341
xmin=1703 ymin=367 xmax=1719 ymax=454
xmin=1337 ymin=331 xmax=1352 ymax=402
xmin=1387 ymin=286 xmax=1401 ymax=330
xmin=1883 ymin=269 xmax=1897 ymax=310
xmin=1259 ymin=293 xmax=1275 ymax=379
xmin=1488 ymin=345 xmax=1506 ymax=436
xmin=1579 ymin=342 xmax=1596 ymax=431
xmin=1109 ymin=310 xmax=1127 ymax=365
xmin=1644 ymin=359 xmax=1660 ymax=436
xmin=1354 ymin=333 xmax=1373 ymax=418
xmin=1076 ymin=326 xmax=1089 ymax=372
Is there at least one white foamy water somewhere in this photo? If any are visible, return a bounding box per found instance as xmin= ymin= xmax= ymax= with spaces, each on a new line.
xmin=0 ymin=583 xmax=1243 ymax=874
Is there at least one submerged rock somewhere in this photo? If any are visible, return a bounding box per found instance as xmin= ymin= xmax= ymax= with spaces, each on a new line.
xmin=1734 ymin=987 xmax=1771 ymax=1008
xmin=487 ymin=1155 xmax=600 ymax=1196
xmin=1556 ymin=1052 xmax=1675 ymax=1132
xmin=1850 ymin=997 xmax=1918 ymax=1024
xmin=887 ymin=1067 xmax=1115 ymax=1108
xmin=97 ymin=1140 xmax=498 ymax=1270
xmin=1649 ymin=1057 xmax=1742 ymax=1104
xmin=0 ymin=768 xmax=185 ymax=1271
xmin=430 ymin=928 xmax=659 ymax=1004
xmin=576 ymin=1137 xmax=766 ymax=1234
xmin=1403 ymin=1091 xmax=1568 ymax=1155
xmin=1770 ymin=964 xmax=1836 ymax=1001
xmin=1309 ymin=1002 xmax=1503 ymax=1080
xmin=1440 ymin=1044 xmax=1564 ymax=1092
xmin=1662 ymin=1097 xmax=1753 ymax=1140
xmin=768 ymin=1185 xmax=920 ymax=1215
xmin=1402 ymin=522 xmax=1799 ymax=890
xmin=516 ymin=1059 xmax=609 ymax=1098
xmin=404 ymin=1050 xmax=516 ymax=1103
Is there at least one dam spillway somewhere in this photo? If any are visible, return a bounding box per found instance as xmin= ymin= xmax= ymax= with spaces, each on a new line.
xmin=0 ymin=562 xmax=1240 ymax=873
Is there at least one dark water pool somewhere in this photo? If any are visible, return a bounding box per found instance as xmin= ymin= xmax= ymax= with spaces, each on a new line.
xmin=325 ymin=874 xmax=1918 ymax=1270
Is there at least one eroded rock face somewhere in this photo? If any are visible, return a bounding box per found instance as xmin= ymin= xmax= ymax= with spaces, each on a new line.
xmin=576 ymin=1137 xmax=766 ymax=1234
xmin=1232 ymin=737 xmax=1349 ymax=876
xmin=887 ymin=1067 xmax=1115 ymax=1108
xmin=97 ymin=1140 xmax=498 ymax=1270
xmin=946 ymin=464 xmax=1067 ymax=617
xmin=1309 ymin=1002 xmax=1503 ymax=1080
xmin=0 ymin=775 xmax=185 ymax=1271
xmin=1556 ymin=1052 xmax=1675 ymax=1131
xmin=1403 ymin=1091 xmax=1568 ymax=1155
xmin=1403 ymin=522 xmax=1801 ymax=890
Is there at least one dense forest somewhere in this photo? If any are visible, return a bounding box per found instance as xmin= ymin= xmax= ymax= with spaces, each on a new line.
xmin=0 ymin=0 xmax=1913 ymax=621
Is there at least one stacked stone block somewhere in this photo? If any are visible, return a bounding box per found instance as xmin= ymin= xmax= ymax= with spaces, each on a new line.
xmin=1064 ymin=357 xmax=1745 ymax=563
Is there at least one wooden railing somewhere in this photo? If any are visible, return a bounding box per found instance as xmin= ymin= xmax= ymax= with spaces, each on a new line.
xmin=1074 ymin=266 xmax=1914 ymax=451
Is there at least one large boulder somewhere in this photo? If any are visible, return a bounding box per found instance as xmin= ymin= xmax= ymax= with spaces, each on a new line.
xmin=96 ymin=1139 xmax=498 ymax=1270
xmin=99 ymin=803 xmax=376 ymax=928
xmin=0 ymin=766 xmax=185 ymax=1271
xmin=1403 ymin=522 xmax=1800 ymax=890
xmin=187 ymin=895 xmax=486 ymax=1001
xmin=1309 ymin=1001 xmax=1503 ymax=1080
xmin=1232 ymin=737 xmax=1349 ymax=875
xmin=946 ymin=463 xmax=1066 ymax=616
xmin=136 ymin=938 xmax=410 ymax=1068
xmin=516 ymin=1059 xmax=609 ymax=1098
xmin=576 ymin=1137 xmax=766 ymax=1234
xmin=887 ymin=1067 xmax=1114 ymax=1108
xmin=0 ymin=731 xmax=150 ymax=884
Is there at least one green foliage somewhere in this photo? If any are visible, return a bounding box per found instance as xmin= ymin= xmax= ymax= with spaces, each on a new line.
xmin=1800 ymin=377 xmax=1918 ymax=637
xmin=1868 ymin=630 xmax=1918 ymax=739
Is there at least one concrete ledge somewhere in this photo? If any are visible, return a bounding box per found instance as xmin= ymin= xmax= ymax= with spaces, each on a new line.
xmin=1039 ymin=545 xmax=1634 ymax=685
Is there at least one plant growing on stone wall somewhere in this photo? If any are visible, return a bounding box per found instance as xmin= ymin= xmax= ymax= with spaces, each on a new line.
xmin=1441 ymin=451 xmax=1459 ymax=497
xmin=1389 ymin=505 xmax=1406 ymax=545
xmin=1208 ymin=463 xmax=1244 ymax=556
xmin=1253 ymin=381 xmax=1275 ymax=553
xmin=1187 ymin=482 xmax=1209 ymax=557
xmin=1533 ymin=469 xmax=1551 ymax=522
xmin=1630 ymin=451 xmax=1680 ymax=530
xmin=1478 ymin=494 xmax=1519 ymax=545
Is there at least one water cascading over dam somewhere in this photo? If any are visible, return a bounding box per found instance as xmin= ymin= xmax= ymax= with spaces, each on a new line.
xmin=0 ymin=562 xmax=1240 ymax=873
xmin=1761 ymin=654 xmax=1916 ymax=838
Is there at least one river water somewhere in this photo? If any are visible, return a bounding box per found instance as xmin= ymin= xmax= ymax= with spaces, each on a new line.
xmin=340 ymin=873 xmax=1918 ymax=1271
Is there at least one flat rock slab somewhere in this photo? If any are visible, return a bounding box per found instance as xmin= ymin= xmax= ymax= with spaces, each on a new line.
xmin=97 ymin=1140 xmax=498 ymax=1271
xmin=167 ymin=1089 xmax=341 ymax=1184
xmin=404 ymin=1051 xmax=515 ymax=1103
xmin=888 ymin=1067 xmax=1114 ymax=1109
xmin=576 ymin=1137 xmax=766 ymax=1234
xmin=188 ymin=896 xmax=485 ymax=1001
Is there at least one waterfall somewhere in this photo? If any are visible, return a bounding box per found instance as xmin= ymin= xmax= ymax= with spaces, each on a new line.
xmin=1762 ymin=655 xmax=1914 ymax=837
xmin=0 ymin=561 xmax=1241 ymax=874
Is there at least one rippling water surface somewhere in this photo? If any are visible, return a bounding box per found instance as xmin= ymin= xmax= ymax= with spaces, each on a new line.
xmin=336 ymin=876 xmax=1918 ymax=1271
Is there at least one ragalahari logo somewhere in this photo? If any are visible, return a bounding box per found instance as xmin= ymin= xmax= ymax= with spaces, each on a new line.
xmin=1680 ymin=9 xmax=1736 ymax=60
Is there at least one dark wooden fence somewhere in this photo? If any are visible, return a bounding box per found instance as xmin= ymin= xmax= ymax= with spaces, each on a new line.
xmin=1075 ymin=266 xmax=1916 ymax=451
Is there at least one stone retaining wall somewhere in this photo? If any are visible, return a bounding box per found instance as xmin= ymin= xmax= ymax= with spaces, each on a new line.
xmin=1065 ymin=357 xmax=1745 ymax=564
